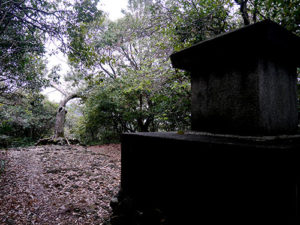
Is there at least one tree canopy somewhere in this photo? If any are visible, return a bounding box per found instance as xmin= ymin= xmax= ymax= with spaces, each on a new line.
xmin=0 ymin=0 xmax=103 ymax=101
xmin=0 ymin=0 xmax=103 ymax=146
xmin=0 ymin=0 xmax=61 ymax=99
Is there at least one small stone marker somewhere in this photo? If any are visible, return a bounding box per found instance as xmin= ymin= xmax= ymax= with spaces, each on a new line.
xmin=171 ymin=20 xmax=300 ymax=135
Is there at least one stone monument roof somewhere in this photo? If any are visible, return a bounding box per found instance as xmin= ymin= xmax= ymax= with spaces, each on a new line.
xmin=170 ymin=20 xmax=300 ymax=72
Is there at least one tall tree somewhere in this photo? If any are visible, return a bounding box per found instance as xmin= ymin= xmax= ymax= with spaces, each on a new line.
xmin=0 ymin=0 xmax=104 ymax=102
xmin=65 ymin=0 xmax=300 ymax=144
xmin=54 ymin=93 xmax=79 ymax=139
xmin=71 ymin=0 xmax=191 ymax=144
xmin=0 ymin=0 xmax=64 ymax=99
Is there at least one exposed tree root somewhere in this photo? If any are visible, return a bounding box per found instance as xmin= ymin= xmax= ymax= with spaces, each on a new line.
xmin=35 ymin=137 xmax=81 ymax=146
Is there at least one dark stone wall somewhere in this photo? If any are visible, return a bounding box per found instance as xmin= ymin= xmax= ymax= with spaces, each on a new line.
xmin=191 ymin=57 xmax=298 ymax=135
xmin=191 ymin=57 xmax=260 ymax=134
xmin=258 ymin=58 xmax=298 ymax=134
xmin=109 ymin=132 xmax=300 ymax=225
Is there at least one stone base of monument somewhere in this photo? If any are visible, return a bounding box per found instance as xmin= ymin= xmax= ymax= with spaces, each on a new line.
xmin=107 ymin=132 xmax=300 ymax=225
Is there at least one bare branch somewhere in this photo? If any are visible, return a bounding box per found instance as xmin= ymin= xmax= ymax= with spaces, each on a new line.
xmin=99 ymin=63 xmax=115 ymax=79
xmin=50 ymin=83 xmax=68 ymax=97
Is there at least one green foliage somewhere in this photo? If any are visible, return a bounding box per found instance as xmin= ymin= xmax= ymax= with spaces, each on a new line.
xmin=0 ymin=0 xmax=105 ymax=145
xmin=66 ymin=0 xmax=104 ymax=68
xmin=66 ymin=1 xmax=192 ymax=144
xmin=0 ymin=0 xmax=63 ymax=98
xmin=151 ymin=0 xmax=300 ymax=51
xmin=43 ymin=0 xmax=300 ymax=145
xmin=268 ymin=0 xmax=300 ymax=34
xmin=69 ymin=0 xmax=300 ymax=144
xmin=0 ymin=0 xmax=105 ymax=101
xmin=0 ymin=94 xmax=57 ymax=147
xmin=149 ymin=0 xmax=237 ymax=51
xmin=76 ymin=73 xmax=190 ymax=144
xmin=65 ymin=101 xmax=84 ymax=139
xmin=232 ymin=0 xmax=300 ymax=34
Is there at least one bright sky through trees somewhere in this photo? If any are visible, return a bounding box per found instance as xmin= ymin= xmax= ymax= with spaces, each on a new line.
xmin=43 ymin=0 xmax=128 ymax=102
xmin=100 ymin=0 xmax=128 ymax=21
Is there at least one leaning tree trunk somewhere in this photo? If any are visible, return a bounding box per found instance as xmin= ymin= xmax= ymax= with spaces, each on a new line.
xmin=54 ymin=93 xmax=78 ymax=139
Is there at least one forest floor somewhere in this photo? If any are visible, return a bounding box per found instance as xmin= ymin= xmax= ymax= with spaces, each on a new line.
xmin=0 ymin=144 xmax=121 ymax=225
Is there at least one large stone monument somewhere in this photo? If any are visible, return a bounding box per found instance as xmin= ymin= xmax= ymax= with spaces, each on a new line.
xmin=171 ymin=19 xmax=299 ymax=135
xmin=108 ymin=20 xmax=300 ymax=225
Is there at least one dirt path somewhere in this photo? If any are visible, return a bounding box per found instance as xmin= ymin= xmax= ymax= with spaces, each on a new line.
xmin=0 ymin=144 xmax=121 ymax=225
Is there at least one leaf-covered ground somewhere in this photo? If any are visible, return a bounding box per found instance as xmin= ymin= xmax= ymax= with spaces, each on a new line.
xmin=0 ymin=144 xmax=121 ymax=225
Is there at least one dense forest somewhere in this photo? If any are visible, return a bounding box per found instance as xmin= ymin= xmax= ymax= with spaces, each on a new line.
xmin=0 ymin=0 xmax=299 ymax=147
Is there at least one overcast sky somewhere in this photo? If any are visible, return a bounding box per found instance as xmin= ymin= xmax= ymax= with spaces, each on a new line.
xmin=100 ymin=0 xmax=128 ymax=21
xmin=43 ymin=0 xmax=128 ymax=103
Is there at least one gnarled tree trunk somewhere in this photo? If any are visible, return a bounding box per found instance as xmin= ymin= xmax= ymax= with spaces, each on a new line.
xmin=54 ymin=93 xmax=79 ymax=139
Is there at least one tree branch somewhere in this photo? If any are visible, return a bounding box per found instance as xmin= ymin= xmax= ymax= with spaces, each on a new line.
xmin=235 ymin=0 xmax=250 ymax=25
xmin=50 ymin=83 xmax=68 ymax=97
xmin=60 ymin=93 xmax=79 ymax=108
xmin=99 ymin=63 xmax=115 ymax=79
